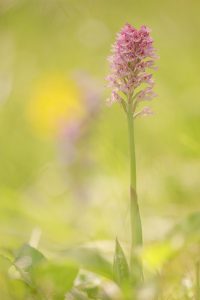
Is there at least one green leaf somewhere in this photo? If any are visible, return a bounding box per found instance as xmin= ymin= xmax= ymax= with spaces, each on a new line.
xmin=113 ymin=239 xmax=129 ymax=285
xmin=12 ymin=244 xmax=45 ymax=287
xmin=0 ymin=249 xmax=40 ymax=299
xmin=14 ymin=244 xmax=45 ymax=272
xmin=32 ymin=260 xmax=79 ymax=300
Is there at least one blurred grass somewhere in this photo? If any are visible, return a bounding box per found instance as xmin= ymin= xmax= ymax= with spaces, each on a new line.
xmin=0 ymin=0 xmax=199 ymax=254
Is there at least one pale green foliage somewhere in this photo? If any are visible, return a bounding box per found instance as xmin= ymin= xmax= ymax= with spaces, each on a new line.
xmin=113 ymin=239 xmax=129 ymax=285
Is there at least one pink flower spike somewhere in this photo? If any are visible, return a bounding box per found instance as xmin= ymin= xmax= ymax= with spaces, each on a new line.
xmin=106 ymin=22 xmax=158 ymax=115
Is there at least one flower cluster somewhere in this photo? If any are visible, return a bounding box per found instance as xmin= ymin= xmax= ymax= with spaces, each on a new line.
xmin=107 ymin=23 xmax=157 ymax=116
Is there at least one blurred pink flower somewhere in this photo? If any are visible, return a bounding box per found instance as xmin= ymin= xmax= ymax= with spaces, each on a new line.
xmin=58 ymin=71 xmax=102 ymax=166
xmin=106 ymin=23 xmax=157 ymax=111
xmin=57 ymin=72 xmax=103 ymax=202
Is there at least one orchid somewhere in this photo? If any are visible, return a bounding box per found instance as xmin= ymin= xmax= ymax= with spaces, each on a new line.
xmin=107 ymin=23 xmax=158 ymax=285
xmin=107 ymin=23 xmax=157 ymax=116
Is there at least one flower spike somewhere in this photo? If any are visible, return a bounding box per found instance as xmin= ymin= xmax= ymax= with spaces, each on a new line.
xmin=107 ymin=23 xmax=157 ymax=115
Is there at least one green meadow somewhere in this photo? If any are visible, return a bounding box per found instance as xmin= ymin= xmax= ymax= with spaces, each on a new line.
xmin=0 ymin=0 xmax=199 ymax=299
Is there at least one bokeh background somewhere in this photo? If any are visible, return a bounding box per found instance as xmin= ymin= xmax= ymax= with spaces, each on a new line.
xmin=0 ymin=0 xmax=199 ymax=253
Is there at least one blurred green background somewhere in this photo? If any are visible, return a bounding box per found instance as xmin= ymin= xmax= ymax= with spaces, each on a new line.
xmin=0 ymin=0 xmax=199 ymax=253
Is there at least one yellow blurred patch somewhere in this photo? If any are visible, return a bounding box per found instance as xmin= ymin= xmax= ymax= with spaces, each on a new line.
xmin=142 ymin=242 xmax=174 ymax=271
xmin=27 ymin=74 xmax=84 ymax=138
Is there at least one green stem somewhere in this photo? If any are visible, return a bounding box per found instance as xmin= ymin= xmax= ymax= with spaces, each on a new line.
xmin=127 ymin=101 xmax=143 ymax=284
